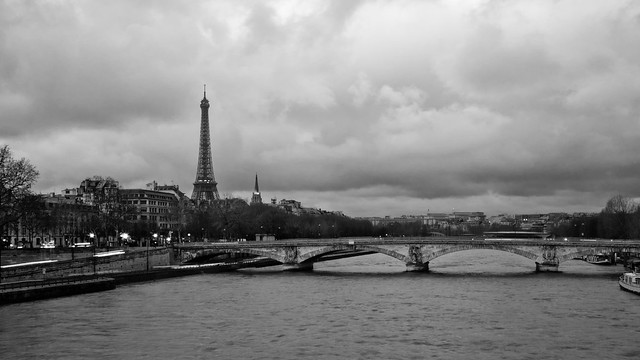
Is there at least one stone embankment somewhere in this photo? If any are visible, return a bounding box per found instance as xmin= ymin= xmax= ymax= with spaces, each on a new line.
xmin=0 ymin=247 xmax=274 ymax=305
xmin=0 ymin=277 xmax=116 ymax=304
xmin=1 ymin=247 xmax=170 ymax=282
xmin=1 ymin=247 xmax=170 ymax=304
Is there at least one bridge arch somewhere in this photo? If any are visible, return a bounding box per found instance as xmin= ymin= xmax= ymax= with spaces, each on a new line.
xmin=422 ymin=244 xmax=540 ymax=264
xmin=183 ymin=248 xmax=287 ymax=264
xmin=298 ymin=245 xmax=408 ymax=264
xmin=556 ymin=248 xmax=600 ymax=263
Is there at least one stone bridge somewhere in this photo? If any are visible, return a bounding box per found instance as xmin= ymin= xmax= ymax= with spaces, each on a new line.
xmin=172 ymin=238 xmax=640 ymax=272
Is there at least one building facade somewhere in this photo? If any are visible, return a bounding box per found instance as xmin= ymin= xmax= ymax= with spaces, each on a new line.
xmin=2 ymin=192 xmax=97 ymax=248
xmin=120 ymin=186 xmax=182 ymax=233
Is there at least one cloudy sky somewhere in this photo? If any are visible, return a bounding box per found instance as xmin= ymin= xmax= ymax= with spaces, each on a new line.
xmin=2 ymin=0 xmax=640 ymax=217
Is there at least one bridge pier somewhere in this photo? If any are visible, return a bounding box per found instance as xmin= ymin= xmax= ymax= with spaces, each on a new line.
xmin=406 ymin=262 xmax=429 ymax=272
xmin=535 ymin=262 xmax=559 ymax=272
xmin=282 ymin=262 xmax=314 ymax=272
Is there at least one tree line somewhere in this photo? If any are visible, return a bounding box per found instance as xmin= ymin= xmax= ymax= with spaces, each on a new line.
xmin=3 ymin=143 xmax=640 ymax=247
xmin=0 ymin=144 xmax=374 ymax=246
xmin=549 ymin=195 xmax=640 ymax=239
xmin=184 ymin=201 xmax=374 ymax=242
xmin=368 ymin=195 xmax=640 ymax=240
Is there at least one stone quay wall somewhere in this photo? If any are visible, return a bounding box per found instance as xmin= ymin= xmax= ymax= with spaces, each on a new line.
xmin=1 ymin=248 xmax=170 ymax=283
xmin=1 ymin=248 xmax=96 ymax=266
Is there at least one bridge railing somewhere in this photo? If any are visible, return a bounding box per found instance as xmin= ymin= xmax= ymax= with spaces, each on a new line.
xmin=172 ymin=237 xmax=640 ymax=249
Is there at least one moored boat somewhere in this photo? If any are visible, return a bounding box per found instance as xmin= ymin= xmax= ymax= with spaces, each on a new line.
xmin=623 ymin=259 xmax=640 ymax=272
xmin=583 ymin=253 xmax=614 ymax=265
xmin=619 ymin=272 xmax=640 ymax=295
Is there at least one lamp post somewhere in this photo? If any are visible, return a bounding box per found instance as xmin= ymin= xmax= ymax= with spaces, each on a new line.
xmin=146 ymin=234 xmax=149 ymax=271
xmin=147 ymin=233 xmax=157 ymax=272
xmin=89 ymin=232 xmax=96 ymax=275
xmin=0 ymin=238 xmax=4 ymax=284
xmin=120 ymin=232 xmax=129 ymax=248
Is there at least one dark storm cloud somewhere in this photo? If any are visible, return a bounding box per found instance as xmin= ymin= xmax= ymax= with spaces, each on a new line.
xmin=2 ymin=0 xmax=640 ymax=216
xmin=0 ymin=0 xmax=204 ymax=137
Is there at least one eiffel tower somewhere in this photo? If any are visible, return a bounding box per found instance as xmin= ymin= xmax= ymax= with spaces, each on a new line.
xmin=191 ymin=85 xmax=220 ymax=204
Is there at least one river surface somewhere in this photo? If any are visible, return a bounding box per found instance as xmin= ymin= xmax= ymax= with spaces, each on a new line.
xmin=1 ymin=250 xmax=639 ymax=359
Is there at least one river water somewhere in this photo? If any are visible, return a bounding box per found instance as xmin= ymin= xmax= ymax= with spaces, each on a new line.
xmin=1 ymin=250 xmax=639 ymax=359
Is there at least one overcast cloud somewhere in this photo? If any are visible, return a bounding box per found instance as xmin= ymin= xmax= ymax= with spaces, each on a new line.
xmin=2 ymin=0 xmax=640 ymax=217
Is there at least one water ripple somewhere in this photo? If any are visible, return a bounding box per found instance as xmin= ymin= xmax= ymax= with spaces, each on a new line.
xmin=1 ymin=252 xmax=637 ymax=359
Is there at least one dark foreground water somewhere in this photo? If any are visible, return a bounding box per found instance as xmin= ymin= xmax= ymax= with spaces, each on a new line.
xmin=1 ymin=250 xmax=639 ymax=360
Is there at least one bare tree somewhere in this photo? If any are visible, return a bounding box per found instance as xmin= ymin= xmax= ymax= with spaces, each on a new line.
xmin=600 ymin=194 xmax=637 ymax=239
xmin=0 ymin=145 xmax=39 ymax=230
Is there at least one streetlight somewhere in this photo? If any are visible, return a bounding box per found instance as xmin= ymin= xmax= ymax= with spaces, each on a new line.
xmin=0 ymin=238 xmax=5 ymax=284
xmin=89 ymin=232 xmax=96 ymax=275
xmin=147 ymin=233 xmax=157 ymax=272
xmin=120 ymin=232 xmax=129 ymax=247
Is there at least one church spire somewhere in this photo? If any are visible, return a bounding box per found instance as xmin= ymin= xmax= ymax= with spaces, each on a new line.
xmin=254 ymin=173 xmax=260 ymax=193
xmin=251 ymin=173 xmax=262 ymax=205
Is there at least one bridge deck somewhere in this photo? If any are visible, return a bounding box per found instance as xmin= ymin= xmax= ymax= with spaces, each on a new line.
xmin=174 ymin=237 xmax=640 ymax=250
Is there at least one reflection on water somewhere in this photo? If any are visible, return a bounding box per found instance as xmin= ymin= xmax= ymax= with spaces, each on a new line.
xmin=1 ymin=250 xmax=639 ymax=360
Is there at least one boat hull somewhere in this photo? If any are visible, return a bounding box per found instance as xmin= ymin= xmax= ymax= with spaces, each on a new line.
xmin=619 ymin=280 xmax=640 ymax=295
xmin=587 ymin=260 xmax=613 ymax=265
xmin=583 ymin=254 xmax=614 ymax=265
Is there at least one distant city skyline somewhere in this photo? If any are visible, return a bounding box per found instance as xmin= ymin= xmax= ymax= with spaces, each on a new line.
xmin=2 ymin=1 xmax=639 ymax=217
